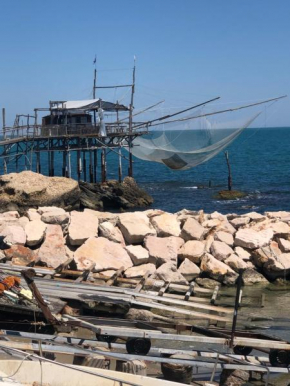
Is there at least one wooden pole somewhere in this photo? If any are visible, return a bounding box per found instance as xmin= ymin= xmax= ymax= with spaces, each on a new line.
xmin=83 ymin=151 xmax=87 ymax=182
xmin=230 ymin=270 xmax=243 ymax=349
xmin=2 ymin=108 xmax=6 ymax=140
xmin=128 ymin=57 xmax=136 ymax=177
xmin=118 ymin=146 xmax=122 ymax=183
xmin=77 ymin=149 xmax=81 ymax=181
xmin=101 ymin=148 xmax=106 ymax=183
xmin=93 ymin=67 xmax=97 ymax=127
xmin=89 ymin=150 xmax=94 ymax=183
xmin=93 ymin=149 xmax=97 ymax=183
xmin=36 ymin=150 xmax=41 ymax=174
xmin=225 ymin=151 xmax=232 ymax=191
xmin=62 ymin=150 xmax=67 ymax=177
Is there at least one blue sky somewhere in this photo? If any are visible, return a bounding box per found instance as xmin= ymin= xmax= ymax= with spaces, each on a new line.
xmin=0 ymin=0 xmax=289 ymax=126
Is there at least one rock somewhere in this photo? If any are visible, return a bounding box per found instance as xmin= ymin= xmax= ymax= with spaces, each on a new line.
xmin=125 ymin=245 xmax=149 ymax=265
xmin=125 ymin=308 xmax=171 ymax=322
xmin=41 ymin=210 xmax=70 ymax=226
xmin=177 ymin=258 xmax=200 ymax=281
xmin=217 ymin=220 xmax=236 ymax=235
xmin=68 ymin=211 xmax=99 ymax=246
xmin=25 ymin=220 xmax=47 ymax=247
xmin=153 ymin=263 xmax=188 ymax=285
xmin=144 ymin=235 xmax=184 ymax=266
xmin=251 ymin=241 xmax=281 ymax=268
xmin=99 ymin=270 xmax=116 ymax=278
xmin=0 ymin=171 xmax=80 ymax=213
xmin=85 ymin=209 xmax=118 ymax=225
xmin=200 ymin=254 xmax=237 ymax=284
xmin=150 ymin=213 xmax=181 ymax=237
xmin=269 ymin=221 xmax=290 ymax=237
xmin=124 ymin=263 xmax=156 ymax=278
xmin=18 ymin=216 xmax=29 ymax=229
xmin=118 ymin=212 xmax=156 ymax=244
xmin=99 ymin=221 xmax=125 ymax=245
xmin=74 ymin=237 xmax=133 ymax=271
xmin=38 ymin=206 xmax=66 ymax=215
xmin=202 ymin=218 xmax=221 ymax=228
xmin=245 ymin=212 xmax=266 ymax=222
xmin=220 ymin=369 xmax=249 ymax=386
xmin=278 ymin=238 xmax=290 ymax=252
xmin=263 ymin=253 xmax=290 ymax=279
xmin=143 ymin=209 xmax=165 ymax=218
xmin=234 ymin=246 xmax=251 ymax=261
xmin=210 ymin=241 xmax=234 ymax=261
xmin=224 ymin=254 xmax=248 ymax=272
xmin=195 ymin=277 xmax=220 ymax=289
xmin=181 ymin=218 xmax=205 ymax=241
xmin=79 ymin=177 xmax=153 ymax=211
xmin=4 ymin=245 xmax=37 ymax=265
xmin=38 ymin=224 xmax=67 ymax=268
xmin=266 ymin=211 xmax=290 ymax=219
xmin=214 ymin=231 xmax=234 ymax=246
xmin=210 ymin=211 xmax=227 ymax=221
xmin=229 ymin=216 xmax=250 ymax=228
xmin=0 ymin=225 xmax=26 ymax=246
xmin=176 ymin=209 xmax=202 ymax=225
xmin=178 ymin=240 xmax=205 ymax=263
xmin=242 ymin=268 xmax=268 ymax=285
xmin=27 ymin=208 xmax=41 ymax=221
xmin=204 ymin=234 xmax=214 ymax=253
xmin=234 ymin=228 xmax=273 ymax=249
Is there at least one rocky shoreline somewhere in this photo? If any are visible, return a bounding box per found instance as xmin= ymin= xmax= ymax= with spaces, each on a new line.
xmin=0 ymin=202 xmax=289 ymax=287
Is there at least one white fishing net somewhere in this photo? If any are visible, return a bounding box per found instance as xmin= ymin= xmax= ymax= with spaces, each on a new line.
xmin=129 ymin=106 xmax=261 ymax=170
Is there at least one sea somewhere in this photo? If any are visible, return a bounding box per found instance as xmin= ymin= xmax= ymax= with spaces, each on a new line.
xmin=1 ymin=127 xmax=290 ymax=215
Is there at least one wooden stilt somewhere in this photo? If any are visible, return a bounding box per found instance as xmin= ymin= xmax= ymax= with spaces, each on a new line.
xmin=62 ymin=151 xmax=67 ymax=177
xmin=77 ymin=149 xmax=81 ymax=181
xmin=101 ymin=148 xmax=106 ymax=183
xmin=51 ymin=142 xmax=55 ymax=177
xmin=93 ymin=149 xmax=97 ymax=182
xmin=89 ymin=150 xmax=94 ymax=183
xmin=128 ymin=139 xmax=133 ymax=177
xmin=118 ymin=147 xmax=122 ymax=183
xmin=83 ymin=151 xmax=87 ymax=182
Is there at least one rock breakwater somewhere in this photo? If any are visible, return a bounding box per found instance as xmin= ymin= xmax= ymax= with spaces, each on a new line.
xmin=0 ymin=205 xmax=289 ymax=286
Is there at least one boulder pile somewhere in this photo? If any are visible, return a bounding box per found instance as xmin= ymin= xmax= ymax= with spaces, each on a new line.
xmin=0 ymin=207 xmax=290 ymax=286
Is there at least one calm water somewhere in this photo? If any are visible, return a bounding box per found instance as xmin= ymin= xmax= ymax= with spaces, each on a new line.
xmin=1 ymin=127 xmax=290 ymax=214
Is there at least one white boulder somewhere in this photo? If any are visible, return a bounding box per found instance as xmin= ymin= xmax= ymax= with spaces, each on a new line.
xmin=68 ymin=210 xmax=99 ymax=246
xmin=25 ymin=220 xmax=46 ymax=247
xmin=126 ymin=245 xmax=150 ymax=265
xmin=234 ymin=228 xmax=273 ymax=249
xmin=178 ymin=240 xmax=205 ymax=263
xmin=118 ymin=212 xmax=156 ymax=244
xmin=151 ymin=213 xmax=181 ymax=237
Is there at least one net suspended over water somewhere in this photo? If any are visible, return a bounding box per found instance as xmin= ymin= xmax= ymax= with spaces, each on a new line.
xmin=128 ymin=96 xmax=284 ymax=170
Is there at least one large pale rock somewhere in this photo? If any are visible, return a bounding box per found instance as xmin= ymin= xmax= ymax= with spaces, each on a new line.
xmin=99 ymin=221 xmax=125 ymax=245
xmin=234 ymin=228 xmax=273 ymax=249
xmin=217 ymin=221 xmax=236 ymax=235
xmin=178 ymin=258 xmax=200 ymax=281
xmin=118 ymin=212 xmax=156 ymax=244
xmin=68 ymin=210 xmax=99 ymax=246
xmin=144 ymin=235 xmax=184 ymax=266
xmin=244 ymin=212 xmax=266 ymax=222
xmin=242 ymin=268 xmax=268 ymax=285
xmin=151 ymin=213 xmax=181 ymax=237
xmin=210 ymin=211 xmax=227 ymax=221
xmin=74 ymin=237 xmax=133 ymax=271
xmin=0 ymin=211 xmax=20 ymax=219
xmin=25 ymin=220 xmax=46 ymax=247
xmin=263 ymin=253 xmax=290 ymax=279
xmin=229 ymin=216 xmax=250 ymax=229
xmin=124 ymin=263 xmax=156 ymax=278
xmin=85 ymin=209 xmax=118 ymax=225
xmin=200 ymin=254 xmax=237 ymax=284
xmin=38 ymin=224 xmax=67 ymax=268
xmin=143 ymin=209 xmax=165 ymax=218
xmin=210 ymin=241 xmax=234 ymax=261
xmin=126 ymin=245 xmax=149 ymax=265
xmin=178 ymin=240 xmax=205 ymax=263
xmin=251 ymin=241 xmax=281 ymax=268
xmin=176 ymin=209 xmax=202 ymax=226
xmin=269 ymin=221 xmax=290 ymax=237
xmin=0 ymin=172 xmax=80 ymax=212
xmin=266 ymin=211 xmax=290 ymax=220
xmin=18 ymin=216 xmax=29 ymax=229
xmin=224 ymin=254 xmax=248 ymax=272
xmin=38 ymin=207 xmax=66 ymax=215
xmin=214 ymin=231 xmax=234 ymax=246
xmin=41 ymin=210 xmax=70 ymax=226
xmin=4 ymin=245 xmax=37 ymax=266
xmin=153 ymin=263 xmax=188 ymax=285
xmin=0 ymin=225 xmax=26 ymax=246
xmin=202 ymin=218 xmax=221 ymax=228
xmin=234 ymin=246 xmax=251 ymax=261
xmin=27 ymin=208 xmax=41 ymax=221
xmin=278 ymin=238 xmax=290 ymax=253
xmin=181 ymin=218 xmax=205 ymax=241
xmin=204 ymin=234 xmax=214 ymax=253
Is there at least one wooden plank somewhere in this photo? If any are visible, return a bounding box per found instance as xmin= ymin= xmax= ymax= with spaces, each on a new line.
xmin=184 ymin=282 xmax=195 ymax=301
xmin=44 ymin=257 xmax=74 ymax=279
xmin=106 ymin=266 xmax=124 ymax=286
xmin=75 ymin=263 xmax=95 ymax=283
xmin=158 ymin=281 xmax=170 ymax=296
xmin=210 ymin=285 xmax=220 ymax=305
xmin=135 ymin=271 xmax=151 ymax=292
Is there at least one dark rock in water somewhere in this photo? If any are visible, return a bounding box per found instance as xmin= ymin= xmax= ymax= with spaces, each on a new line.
xmin=0 ymin=171 xmax=80 ymax=214
xmin=195 ymin=277 xmax=220 ymax=289
xmin=216 ymin=190 xmax=247 ymax=200
xmin=79 ymin=177 xmax=153 ymax=211
xmin=220 ymin=369 xmax=249 ymax=386
xmin=242 ymin=268 xmax=268 ymax=285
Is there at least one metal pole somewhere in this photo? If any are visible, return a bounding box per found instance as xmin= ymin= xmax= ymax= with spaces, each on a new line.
xmin=230 ymin=269 xmax=243 ymax=349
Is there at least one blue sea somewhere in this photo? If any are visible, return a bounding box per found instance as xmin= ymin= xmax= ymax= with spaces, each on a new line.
xmin=1 ymin=127 xmax=290 ymax=215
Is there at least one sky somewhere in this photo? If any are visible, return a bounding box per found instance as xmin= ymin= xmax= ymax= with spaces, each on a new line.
xmin=0 ymin=0 xmax=289 ymax=127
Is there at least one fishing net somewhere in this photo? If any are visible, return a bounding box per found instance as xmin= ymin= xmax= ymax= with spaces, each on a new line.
xmin=129 ymin=105 xmax=262 ymax=170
